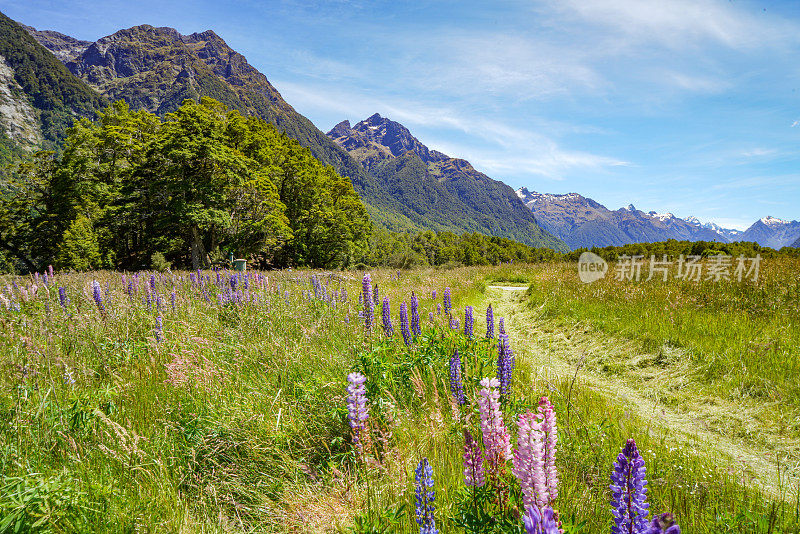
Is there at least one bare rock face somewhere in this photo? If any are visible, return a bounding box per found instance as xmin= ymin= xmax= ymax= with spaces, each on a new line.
xmin=23 ymin=25 xmax=91 ymax=63
xmin=0 ymin=54 xmax=42 ymax=147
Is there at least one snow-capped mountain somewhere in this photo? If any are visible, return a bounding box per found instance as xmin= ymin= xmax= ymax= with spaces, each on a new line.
xmin=514 ymin=189 xmax=724 ymax=250
xmin=515 ymin=188 xmax=796 ymax=250
xmin=738 ymin=217 xmax=800 ymax=248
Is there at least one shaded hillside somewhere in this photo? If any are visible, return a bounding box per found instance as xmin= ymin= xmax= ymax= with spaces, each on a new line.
xmin=328 ymin=114 xmax=567 ymax=250
xmin=0 ymin=12 xmax=106 ymax=147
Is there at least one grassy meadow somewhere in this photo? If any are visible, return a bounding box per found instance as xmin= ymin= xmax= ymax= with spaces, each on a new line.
xmin=0 ymin=262 xmax=798 ymax=533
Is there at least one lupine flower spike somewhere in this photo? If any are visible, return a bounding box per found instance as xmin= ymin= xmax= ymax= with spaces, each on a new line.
xmin=496 ymin=318 xmax=514 ymax=396
xmin=414 ymin=458 xmax=439 ymax=534
xmin=449 ymin=351 xmax=466 ymax=405
xmin=477 ymin=378 xmax=512 ymax=474
xmin=463 ymin=429 xmax=485 ymax=487
xmin=486 ymin=304 xmax=495 ymax=339
xmin=610 ymin=439 xmax=649 ymax=534
xmin=346 ymin=373 xmax=369 ymax=451
xmin=382 ymin=297 xmax=394 ymax=337
xmin=539 ymin=397 xmax=558 ymax=503
xmin=400 ymin=302 xmax=411 ymax=347
xmin=410 ymin=292 xmax=421 ymax=337
xmin=464 ymin=305 xmax=474 ymax=338
xmin=92 ymin=281 xmax=105 ymax=315
xmin=361 ymin=274 xmax=374 ymax=329
xmin=443 ymin=287 xmax=451 ymax=315
xmin=512 ymin=410 xmax=547 ymax=508
xmin=523 ymin=506 xmax=560 ymax=534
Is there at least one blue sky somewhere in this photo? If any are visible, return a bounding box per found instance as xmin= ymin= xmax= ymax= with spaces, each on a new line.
xmin=4 ymin=0 xmax=800 ymax=229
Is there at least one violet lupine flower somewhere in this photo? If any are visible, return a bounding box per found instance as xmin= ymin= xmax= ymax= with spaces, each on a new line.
xmin=149 ymin=274 xmax=156 ymax=292
xmin=431 ymin=290 xmax=436 ymax=300
xmin=496 ymin=318 xmax=514 ymax=396
xmin=647 ymin=513 xmax=681 ymax=534
xmin=410 ymin=292 xmax=421 ymax=337
xmin=341 ymin=288 xmax=348 ymax=303
xmin=449 ymin=315 xmax=460 ymax=331
xmin=443 ymin=287 xmax=451 ymax=315
xmin=428 ymin=311 xmax=434 ymax=322
xmin=539 ymin=397 xmax=558 ymax=503
xmin=58 ymin=287 xmax=69 ymax=309
xmin=372 ymin=283 xmax=379 ymax=306
xmin=436 ymin=303 xmax=442 ymax=315
xmin=464 ymin=305 xmax=474 ymax=338
xmin=361 ymin=274 xmax=374 ymax=329
xmin=463 ymin=429 xmax=485 ymax=487
xmin=92 ymin=281 xmax=105 ymax=314
xmin=414 ymin=458 xmax=439 ymax=534
xmin=523 ymin=506 xmax=560 ymax=534
xmin=170 ymin=291 xmax=176 ymax=312
xmin=477 ymin=377 xmax=512 ymax=473
xmin=400 ymin=302 xmax=412 ymax=347
xmin=382 ymin=297 xmax=394 ymax=337
xmin=512 ymin=410 xmax=547 ymax=509
xmin=486 ymin=304 xmax=495 ymax=339
xmin=610 ymin=439 xmax=650 ymax=534
xmin=346 ymin=372 xmax=369 ymax=450
xmin=449 ymin=351 xmax=466 ymax=405
xmin=155 ymin=315 xmax=163 ymax=342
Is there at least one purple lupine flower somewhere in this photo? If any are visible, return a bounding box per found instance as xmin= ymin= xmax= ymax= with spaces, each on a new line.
xmin=414 ymin=458 xmax=439 ymax=534
xmin=346 ymin=372 xmax=369 ymax=450
xmin=372 ymin=283 xmax=379 ymax=306
xmin=443 ymin=287 xmax=451 ymax=315
xmin=436 ymin=303 xmax=442 ymax=315
xmin=496 ymin=318 xmax=514 ymax=396
xmin=361 ymin=274 xmax=374 ymax=329
xmin=486 ymin=304 xmax=495 ymax=339
xmin=92 ymin=281 xmax=105 ymax=314
xmin=464 ymin=305 xmax=474 ymax=338
xmin=58 ymin=287 xmax=69 ymax=310
xmin=156 ymin=294 xmax=164 ymax=312
xmin=341 ymin=288 xmax=348 ymax=302
xmin=449 ymin=315 xmax=460 ymax=331
xmin=463 ymin=429 xmax=485 ymax=487
xmin=431 ymin=290 xmax=436 ymax=300
xmin=155 ymin=315 xmax=163 ymax=342
xmin=382 ymin=297 xmax=394 ymax=337
xmin=539 ymin=397 xmax=558 ymax=503
xmin=149 ymin=274 xmax=156 ymax=292
xmin=428 ymin=311 xmax=434 ymax=322
xmin=43 ymin=273 xmax=49 ymax=287
xmin=170 ymin=291 xmax=176 ymax=312
xmin=647 ymin=513 xmax=681 ymax=534
xmin=400 ymin=302 xmax=411 ymax=347
xmin=523 ymin=506 xmax=560 ymax=534
xmin=410 ymin=292 xmax=421 ymax=337
xmin=610 ymin=439 xmax=650 ymax=534
xmin=449 ymin=351 xmax=466 ymax=405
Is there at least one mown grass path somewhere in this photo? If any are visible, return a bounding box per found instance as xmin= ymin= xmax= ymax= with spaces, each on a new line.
xmin=478 ymin=284 xmax=796 ymax=502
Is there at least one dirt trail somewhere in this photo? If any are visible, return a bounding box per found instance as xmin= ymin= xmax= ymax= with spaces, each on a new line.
xmin=482 ymin=285 xmax=796 ymax=501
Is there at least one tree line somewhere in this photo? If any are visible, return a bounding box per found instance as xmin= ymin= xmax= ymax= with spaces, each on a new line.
xmin=0 ymin=97 xmax=370 ymax=271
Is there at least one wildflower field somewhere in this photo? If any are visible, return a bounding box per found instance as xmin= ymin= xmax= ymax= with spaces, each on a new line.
xmin=0 ymin=262 xmax=798 ymax=533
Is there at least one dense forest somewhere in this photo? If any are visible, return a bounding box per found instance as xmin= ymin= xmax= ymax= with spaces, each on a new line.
xmin=0 ymin=97 xmax=371 ymax=272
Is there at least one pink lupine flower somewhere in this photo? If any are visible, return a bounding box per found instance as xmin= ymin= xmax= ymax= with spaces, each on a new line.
xmin=477 ymin=377 xmax=512 ymax=472
xmin=512 ymin=410 xmax=548 ymax=508
xmin=463 ymin=429 xmax=485 ymax=487
xmin=539 ymin=397 xmax=558 ymax=502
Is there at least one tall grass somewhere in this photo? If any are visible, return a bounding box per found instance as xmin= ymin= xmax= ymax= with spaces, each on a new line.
xmin=0 ymin=266 xmax=796 ymax=532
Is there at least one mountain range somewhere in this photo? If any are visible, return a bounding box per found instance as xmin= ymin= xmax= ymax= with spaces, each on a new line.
xmin=1 ymin=11 xmax=797 ymax=251
xmin=5 ymin=14 xmax=565 ymax=249
xmin=515 ymin=188 xmax=800 ymax=249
